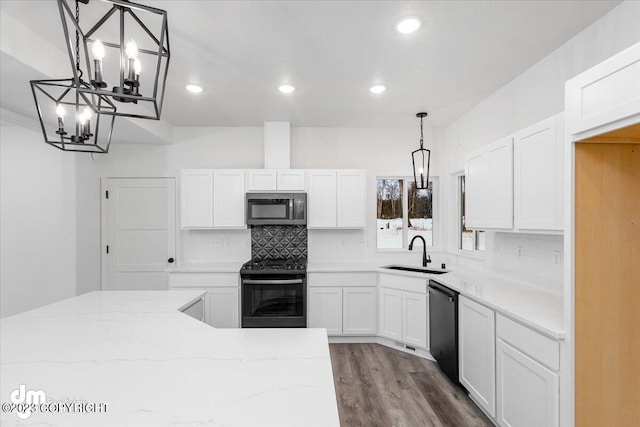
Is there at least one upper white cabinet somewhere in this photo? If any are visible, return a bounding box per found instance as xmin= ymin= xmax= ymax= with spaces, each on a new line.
xmin=308 ymin=170 xmax=338 ymax=228
xmin=337 ymin=170 xmax=367 ymax=228
xmin=247 ymin=169 xmax=306 ymax=191
xmin=277 ymin=170 xmax=306 ymax=191
xmin=246 ymin=170 xmax=277 ymax=191
xmin=566 ymin=42 xmax=640 ymax=140
xmin=513 ymin=114 xmax=564 ymax=231
xmin=213 ymin=170 xmax=245 ymax=228
xmin=459 ymin=296 xmax=496 ymax=417
xmin=308 ymin=169 xmax=367 ymax=229
xmin=180 ymin=169 xmax=214 ymax=228
xmin=466 ymin=137 xmax=513 ymax=229
xmin=181 ymin=169 xmax=245 ymax=229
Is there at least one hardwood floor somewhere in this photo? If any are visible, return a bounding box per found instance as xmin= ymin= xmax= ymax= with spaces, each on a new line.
xmin=329 ymin=343 xmax=492 ymax=427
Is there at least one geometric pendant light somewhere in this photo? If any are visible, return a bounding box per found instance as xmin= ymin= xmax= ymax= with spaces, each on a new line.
xmin=57 ymin=0 xmax=170 ymax=120
xmin=412 ymin=112 xmax=431 ymax=190
xmin=30 ymin=77 xmax=116 ymax=153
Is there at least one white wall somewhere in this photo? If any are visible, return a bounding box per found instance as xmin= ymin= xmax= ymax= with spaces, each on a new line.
xmin=0 ymin=115 xmax=77 ymax=317
xmin=437 ymin=0 xmax=640 ymax=292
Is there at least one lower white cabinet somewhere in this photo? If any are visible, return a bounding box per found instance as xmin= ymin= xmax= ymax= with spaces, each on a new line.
xmin=402 ymin=292 xmax=427 ymax=348
xmin=169 ymin=272 xmax=240 ymax=328
xmin=496 ymin=339 xmax=559 ymax=427
xmin=378 ymin=287 xmax=402 ymax=341
xmin=459 ymin=296 xmax=496 ymax=417
xmin=180 ymin=296 xmax=205 ymax=322
xmin=308 ymin=286 xmax=376 ymax=336
xmin=206 ymin=288 xmax=239 ymax=328
xmin=308 ymin=287 xmax=343 ymax=335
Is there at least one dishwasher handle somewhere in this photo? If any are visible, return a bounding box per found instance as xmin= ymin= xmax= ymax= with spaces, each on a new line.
xmin=429 ymin=283 xmax=458 ymax=303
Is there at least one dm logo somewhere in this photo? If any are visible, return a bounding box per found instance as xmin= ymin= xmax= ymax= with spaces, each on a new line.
xmin=10 ymin=384 xmax=46 ymax=419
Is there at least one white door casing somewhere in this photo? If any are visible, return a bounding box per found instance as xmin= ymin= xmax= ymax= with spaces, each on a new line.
xmin=103 ymin=178 xmax=176 ymax=290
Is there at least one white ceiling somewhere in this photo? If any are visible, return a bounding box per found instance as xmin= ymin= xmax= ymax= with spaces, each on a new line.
xmin=0 ymin=0 xmax=622 ymax=128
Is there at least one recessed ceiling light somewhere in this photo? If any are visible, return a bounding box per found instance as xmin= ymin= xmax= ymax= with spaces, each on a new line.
xmin=369 ymin=85 xmax=387 ymax=94
xmin=185 ymin=84 xmax=203 ymax=94
xmin=278 ymin=84 xmax=296 ymax=94
xmin=395 ymin=17 xmax=422 ymax=34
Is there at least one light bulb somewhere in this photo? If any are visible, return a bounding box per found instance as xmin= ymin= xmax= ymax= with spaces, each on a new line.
xmin=56 ymin=104 xmax=66 ymax=118
xmin=92 ymin=39 xmax=105 ymax=60
xmin=125 ymin=39 xmax=138 ymax=59
xmin=134 ymin=58 xmax=142 ymax=75
xmin=419 ymin=167 xmax=424 ymax=174
xmin=83 ymin=107 xmax=92 ymax=120
xmin=78 ymin=113 xmax=87 ymax=125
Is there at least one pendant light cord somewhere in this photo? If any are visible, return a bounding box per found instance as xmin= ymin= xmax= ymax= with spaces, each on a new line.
xmin=419 ymin=115 xmax=424 ymax=149
xmin=75 ymin=0 xmax=83 ymax=79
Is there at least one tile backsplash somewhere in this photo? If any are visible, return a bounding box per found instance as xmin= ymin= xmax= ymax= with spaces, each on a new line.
xmin=251 ymin=225 xmax=308 ymax=259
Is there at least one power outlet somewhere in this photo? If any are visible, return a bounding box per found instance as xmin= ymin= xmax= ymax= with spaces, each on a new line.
xmin=517 ymin=247 xmax=524 ymax=257
xmin=552 ymin=251 xmax=561 ymax=265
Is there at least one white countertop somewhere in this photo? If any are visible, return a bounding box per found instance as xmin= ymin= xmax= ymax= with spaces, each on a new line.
xmin=0 ymin=291 xmax=339 ymax=427
xmin=377 ymin=266 xmax=565 ymax=339
xmin=171 ymin=262 xmax=244 ymax=273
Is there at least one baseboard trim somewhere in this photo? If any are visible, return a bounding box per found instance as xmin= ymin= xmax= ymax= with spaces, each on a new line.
xmin=328 ymin=335 xmax=435 ymax=361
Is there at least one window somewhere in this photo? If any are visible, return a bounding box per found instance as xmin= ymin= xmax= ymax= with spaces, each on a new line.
xmin=376 ymin=178 xmax=434 ymax=249
xmin=460 ymin=175 xmax=485 ymax=252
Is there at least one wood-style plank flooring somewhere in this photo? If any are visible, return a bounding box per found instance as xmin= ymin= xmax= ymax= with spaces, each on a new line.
xmin=329 ymin=343 xmax=492 ymax=427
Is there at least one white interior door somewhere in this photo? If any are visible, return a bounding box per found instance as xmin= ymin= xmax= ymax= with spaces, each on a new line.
xmin=104 ymin=178 xmax=176 ymax=290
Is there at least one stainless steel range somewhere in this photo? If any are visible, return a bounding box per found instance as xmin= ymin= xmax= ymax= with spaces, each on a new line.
xmin=240 ymin=258 xmax=307 ymax=328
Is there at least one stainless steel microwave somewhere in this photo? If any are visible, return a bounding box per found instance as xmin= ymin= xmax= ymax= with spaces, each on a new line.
xmin=246 ymin=193 xmax=307 ymax=225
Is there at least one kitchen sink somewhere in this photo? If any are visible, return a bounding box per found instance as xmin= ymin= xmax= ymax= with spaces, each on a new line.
xmin=382 ymin=265 xmax=449 ymax=275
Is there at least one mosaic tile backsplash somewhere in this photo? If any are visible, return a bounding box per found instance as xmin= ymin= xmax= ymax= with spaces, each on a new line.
xmin=251 ymin=225 xmax=308 ymax=259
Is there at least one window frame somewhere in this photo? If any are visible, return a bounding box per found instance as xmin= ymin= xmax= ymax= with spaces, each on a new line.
xmin=375 ymin=176 xmax=439 ymax=252
xmin=454 ymin=172 xmax=485 ymax=258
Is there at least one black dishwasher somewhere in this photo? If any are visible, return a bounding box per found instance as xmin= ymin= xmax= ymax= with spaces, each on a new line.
xmin=428 ymin=280 xmax=460 ymax=385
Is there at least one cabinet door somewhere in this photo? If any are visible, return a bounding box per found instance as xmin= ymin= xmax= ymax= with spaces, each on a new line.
xmin=206 ymin=288 xmax=239 ymax=328
xmin=337 ymin=170 xmax=366 ymax=228
xmin=307 ymin=170 xmax=337 ymax=228
xmin=246 ymin=170 xmax=277 ymax=191
xmin=180 ymin=169 xmax=213 ymax=228
xmin=496 ymin=339 xmax=559 ymax=427
xmin=308 ymin=287 xmax=343 ymax=335
xmin=378 ymin=287 xmax=402 ymax=341
xmin=514 ymin=115 xmax=562 ymax=230
xmin=487 ymin=137 xmax=514 ymax=229
xmin=565 ymin=42 xmax=640 ymax=139
xmin=342 ymin=287 xmax=376 ymax=335
xmin=465 ymin=151 xmax=489 ymax=228
xmin=277 ymin=170 xmax=306 ymax=191
xmin=459 ymin=296 xmax=496 ymax=417
xmin=402 ymin=291 xmax=427 ymax=349
xmin=213 ymin=170 xmax=245 ymax=228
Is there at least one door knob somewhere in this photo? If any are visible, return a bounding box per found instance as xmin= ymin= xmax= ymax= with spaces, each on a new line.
xmin=168 ymin=258 xmax=174 ymax=263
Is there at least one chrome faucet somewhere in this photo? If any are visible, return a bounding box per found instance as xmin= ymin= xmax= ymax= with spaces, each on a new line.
xmin=408 ymin=235 xmax=431 ymax=267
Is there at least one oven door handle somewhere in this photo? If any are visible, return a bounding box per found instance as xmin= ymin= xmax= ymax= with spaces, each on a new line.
xmin=242 ymin=279 xmax=303 ymax=285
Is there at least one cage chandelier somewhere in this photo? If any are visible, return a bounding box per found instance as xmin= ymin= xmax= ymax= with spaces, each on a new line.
xmin=412 ymin=112 xmax=431 ymax=191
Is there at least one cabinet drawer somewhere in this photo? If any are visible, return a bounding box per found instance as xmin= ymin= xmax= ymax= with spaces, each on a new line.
xmin=496 ymin=314 xmax=559 ymax=371
xmin=378 ymin=273 xmax=427 ymax=294
xmin=169 ymin=272 xmax=239 ymax=288
xmin=308 ymin=272 xmax=376 ymax=287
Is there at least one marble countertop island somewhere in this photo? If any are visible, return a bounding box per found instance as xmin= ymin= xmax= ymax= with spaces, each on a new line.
xmin=0 ymin=291 xmax=339 ymax=427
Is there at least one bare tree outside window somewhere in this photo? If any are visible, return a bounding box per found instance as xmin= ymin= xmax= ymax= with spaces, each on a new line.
xmin=376 ymin=179 xmax=404 ymax=248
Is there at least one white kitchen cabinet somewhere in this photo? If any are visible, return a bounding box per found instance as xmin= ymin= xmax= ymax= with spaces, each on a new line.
xmin=565 ymin=41 xmax=640 ymax=140
xmin=337 ymin=170 xmax=367 ymax=228
xmin=513 ymin=114 xmax=564 ymax=231
xmin=246 ymin=170 xmax=277 ymax=191
xmin=169 ymin=272 xmax=240 ymax=328
xmin=459 ymin=296 xmax=496 ymax=417
xmin=307 ymin=170 xmax=338 ymax=228
xmin=180 ymin=169 xmax=214 ymax=228
xmin=180 ymin=295 xmax=205 ymax=322
xmin=342 ymin=287 xmax=376 ymax=335
xmin=496 ymin=339 xmax=559 ymax=427
xmin=465 ymin=137 xmax=514 ymax=229
xmin=206 ymin=287 xmax=239 ymax=328
xmin=213 ymin=169 xmax=246 ymax=228
xmin=277 ymin=170 xmax=306 ymax=191
xmin=308 ymin=287 xmax=343 ymax=335
xmin=402 ymin=291 xmax=427 ymax=349
xmin=378 ymin=287 xmax=402 ymax=341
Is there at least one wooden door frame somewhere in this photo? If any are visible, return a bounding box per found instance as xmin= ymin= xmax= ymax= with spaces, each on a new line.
xmin=100 ymin=177 xmax=178 ymax=290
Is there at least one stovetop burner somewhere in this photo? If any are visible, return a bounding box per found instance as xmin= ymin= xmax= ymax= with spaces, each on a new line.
xmin=241 ymin=258 xmax=307 ymax=274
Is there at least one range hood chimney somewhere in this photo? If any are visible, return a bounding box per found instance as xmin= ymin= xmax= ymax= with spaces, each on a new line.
xmin=264 ymin=121 xmax=290 ymax=169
